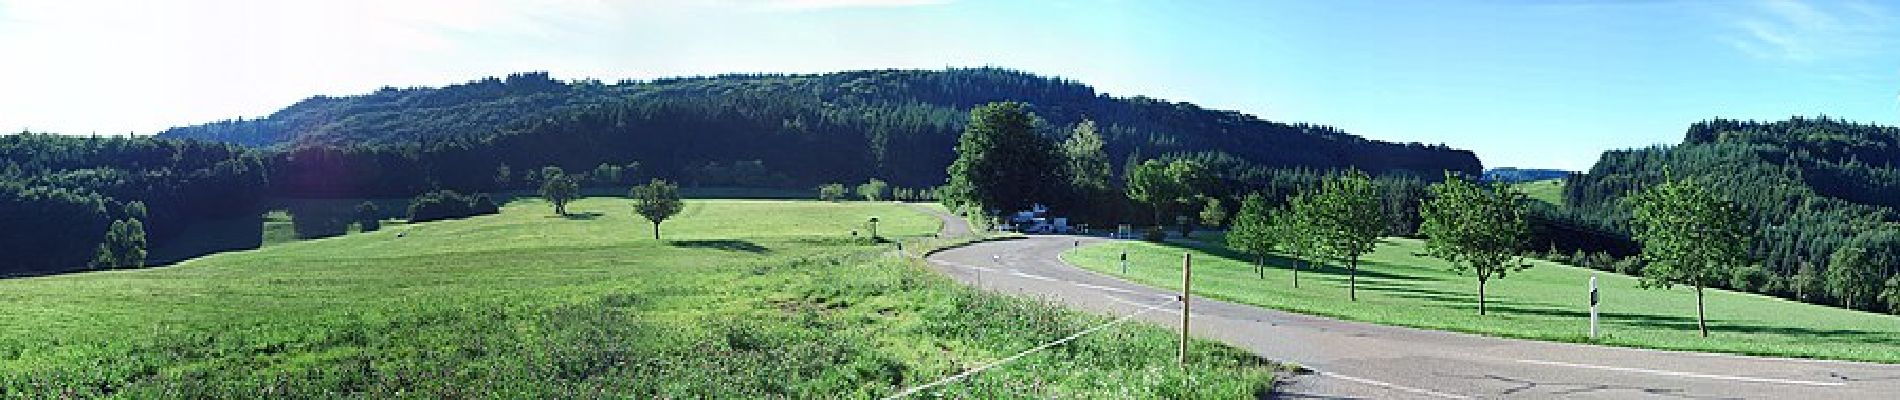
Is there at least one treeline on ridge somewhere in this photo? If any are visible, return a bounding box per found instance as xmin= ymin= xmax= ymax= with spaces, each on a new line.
xmin=1560 ymin=116 xmax=1900 ymax=312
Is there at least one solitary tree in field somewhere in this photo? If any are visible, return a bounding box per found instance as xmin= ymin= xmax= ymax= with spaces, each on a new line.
xmin=1226 ymin=193 xmax=1278 ymax=279
xmin=1626 ymin=177 xmax=1751 ymax=337
xmin=1419 ymin=174 xmax=1531 ymax=315
xmin=857 ymin=178 xmax=889 ymax=201
xmin=1306 ymin=170 xmax=1387 ymax=301
xmin=540 ymin=168 xmax=580 ymax=216
xmin=632 ymin=179 xmax=684 ymax=240
xmin=942 ymin=102 xmax=1064 ymax=214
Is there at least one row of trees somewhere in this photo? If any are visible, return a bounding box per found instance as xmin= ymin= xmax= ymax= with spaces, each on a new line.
xmin=1222 ymin=167 xmax=1889 ymax=335
xmin=818 ymin=179 xmax=938 ymax=202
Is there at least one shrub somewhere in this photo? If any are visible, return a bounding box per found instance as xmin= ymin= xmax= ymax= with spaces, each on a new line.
xmin=408 ymin=190 xmax=500 ymax=223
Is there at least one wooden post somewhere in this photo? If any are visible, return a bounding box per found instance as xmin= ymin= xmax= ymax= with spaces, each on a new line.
xmin=1180 ymin=252 xmax=1191 ymax=365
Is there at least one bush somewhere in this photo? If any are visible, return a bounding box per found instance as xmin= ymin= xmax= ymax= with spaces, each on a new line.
xmin=408 ymin=190 xmax=499 ymax=223
xmin=355 ymin=201 xmax=382 ymax=232
xmin=289 ymin=206 xmax=351 ymax=239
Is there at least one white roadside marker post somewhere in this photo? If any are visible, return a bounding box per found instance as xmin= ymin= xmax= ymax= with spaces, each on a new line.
xmin=1120 ymin=249 xmax=1129 ymax=274
xmin=1589 ymin=275 xmax=1599 ymax=340
xmin=1179 ymin=252 xmax=1192 ymax=365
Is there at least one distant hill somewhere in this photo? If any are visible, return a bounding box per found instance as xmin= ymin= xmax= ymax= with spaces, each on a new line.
xmin=1562 ymin=116 xmax=1900 ymax=312
xmin=159 ymin=68 xmax=1481 ymax=190
xmin=1483 ymin=167 xmax=1571 ymax=183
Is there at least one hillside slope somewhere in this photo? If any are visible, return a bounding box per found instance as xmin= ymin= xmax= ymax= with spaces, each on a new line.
xmin=1563 ymin=116 xmax=1900 ymax=312
xmin=159 ymin=68 xmax=1480 ymax=189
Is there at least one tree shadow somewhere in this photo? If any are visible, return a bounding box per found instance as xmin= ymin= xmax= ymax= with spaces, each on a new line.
xmin=669 ymin=239 xmax=771 ymax=253
xmin=1480 ymin=303 xmax=1897 ymax=340
xmin=555 ymin=211 xmax=605 ymax=220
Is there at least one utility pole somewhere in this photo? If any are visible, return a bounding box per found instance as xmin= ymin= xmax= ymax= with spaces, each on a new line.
xmin=1180 ymin=252 xmax=1192 ymax=365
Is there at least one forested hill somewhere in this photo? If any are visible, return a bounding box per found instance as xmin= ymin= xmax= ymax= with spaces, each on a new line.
xmin=158 ymin=68 xmax=1480 ymax=190
xmin=1562 ymin=116 xmax=1900 ymax=311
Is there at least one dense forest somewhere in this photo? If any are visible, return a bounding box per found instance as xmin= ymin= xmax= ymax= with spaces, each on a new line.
xmin=163 ymin=68 xmax=1479 ymax=196
xmin=0 ymin=133 xmax=267 ymax=275
xmin=1562 ymin=116 xmax=1900 ymax=312
xmin=5 ymin=68 xmax=1480 ymax=276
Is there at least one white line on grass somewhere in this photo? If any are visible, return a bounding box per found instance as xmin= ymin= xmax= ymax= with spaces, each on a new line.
xmin=1514 ymin=359 xmax=1845 ymax=387
xmin=880 ymin=302 xmax=1162 ymax=400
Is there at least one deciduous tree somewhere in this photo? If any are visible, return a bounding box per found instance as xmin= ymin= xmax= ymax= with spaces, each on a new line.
xmin=1305 ymin=170 xmax=1386 ymax=301
xmin=856 ymin=178 xmax=889 ymax=201
xmin=1626 ymin=176 xmax=1752 ymax=337
xmin=942 ymin=102 xmax=1064 ymax=214
xmin=540 ymin=167 xmax=580 ymax=216
xmin=1226 ymin=193 xmax=1277 ymax=278
xmin=632 ymin=179 xmax=684 ymax=240
xmin=1419 ymin=173 xmax=1531 ymax=315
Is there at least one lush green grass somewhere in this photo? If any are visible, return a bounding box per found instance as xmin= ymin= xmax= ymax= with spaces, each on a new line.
xmin=1065 ymin=236 xmax=1900 ymax=363
xmin=1513 ymin=178 xmax=1566 ymax=206
xmin=0 ymin=198 xmax=1273 ymax=397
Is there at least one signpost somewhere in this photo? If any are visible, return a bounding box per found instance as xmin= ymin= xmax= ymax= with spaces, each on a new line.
xmin=1179 ymin=252 xmax=1192 ymax=365
xmin=1589 ymin=275 xmax=1599 ymax=340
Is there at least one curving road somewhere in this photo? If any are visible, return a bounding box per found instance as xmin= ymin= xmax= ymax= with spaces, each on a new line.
xmin=916 ymin=208 xmax=1900 ymax=399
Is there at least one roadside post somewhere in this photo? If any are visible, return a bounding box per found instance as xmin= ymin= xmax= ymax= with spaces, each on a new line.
xmin=1179 ymin=252 xmax=1192 ymax=365
xmin=868 ymin=217 xmax=879 ymax=241
xmin=1120 ymin=249 xmax=1128 ymax=274
xmin=1589 ymin=275 xmax=1599 ymax=340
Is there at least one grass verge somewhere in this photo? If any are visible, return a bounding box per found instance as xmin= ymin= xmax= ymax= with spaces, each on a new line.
xmin=1064 ymin=236 xmax=1900 ymax=363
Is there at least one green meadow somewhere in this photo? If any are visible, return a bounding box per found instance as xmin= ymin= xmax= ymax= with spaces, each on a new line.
xmin=1065 ymin=236 xmax=1900 ymax=363
xmin=0 ymin=198 xmax=1274 ymax=398
xmin=1513 ymin=178 xmax=1566 ymax=206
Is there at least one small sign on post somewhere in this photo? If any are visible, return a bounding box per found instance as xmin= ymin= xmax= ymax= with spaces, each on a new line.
xmin=1589 ymin=275 xmax=1599 ymax=340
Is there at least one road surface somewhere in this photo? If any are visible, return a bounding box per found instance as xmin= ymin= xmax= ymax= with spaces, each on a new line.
xmin=916 ymin=208 xmax=1900 ymax=399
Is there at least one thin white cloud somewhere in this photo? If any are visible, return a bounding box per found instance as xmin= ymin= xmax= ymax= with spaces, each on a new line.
xmin=1720 ymin=0 xmax=1896 ymax=62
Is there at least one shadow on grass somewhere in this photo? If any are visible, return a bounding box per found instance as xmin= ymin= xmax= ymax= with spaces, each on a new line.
xmin=669 ymin=239 xmax=771 ymax=253
xmin=1481 ymin=303 xmax=1897 ymax=340
xmin=553 ymin=211 xmax=606 ymax=220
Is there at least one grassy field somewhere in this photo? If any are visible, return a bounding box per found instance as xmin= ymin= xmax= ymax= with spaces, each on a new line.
xmin=1064 ymin=236 xmax=1900 ymax=363
xmin=0 ymin=198 xmax=1274 ymax=397
xmin=1512 ymin=178 xmax=1566 ymax=206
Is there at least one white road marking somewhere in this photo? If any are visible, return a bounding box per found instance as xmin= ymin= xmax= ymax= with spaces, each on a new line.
xmin=1317 ymin=371 xmax=1473 ymax=399
xmin=1514 ymin=359 xmax=1845 ymax=387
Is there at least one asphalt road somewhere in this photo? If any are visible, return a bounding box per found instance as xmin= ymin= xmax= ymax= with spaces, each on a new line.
xmin=915 ymin=209 xmax=1900 ymax=399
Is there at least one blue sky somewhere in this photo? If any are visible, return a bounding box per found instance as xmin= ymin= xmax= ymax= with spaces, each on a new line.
xmin=2 ymin=0 xmax=1897 ymax=170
